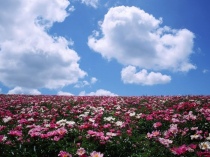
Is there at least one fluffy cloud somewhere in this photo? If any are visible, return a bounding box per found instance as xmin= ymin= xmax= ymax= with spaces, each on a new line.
xmin=81 ymin=0 xmax=99 ymax=8
xmin=57 ymin=91 xmax=74 ymax=96
xmin=88 ymin=6 xmax=196 ymax=72
xmin=0 ymin=0 xmax=86 ymax=90
xmin=90 ymin=77 xmax=97 ymax=84
xmin=79 ymin=89 xmax=117 ymax=96
xmin=74 ymin=77 xmax=98 ymax=88
xmin=8 ymin=87 xmax=41 ymax=95
xmin=121 ymin=66 xmax=171 ymax=85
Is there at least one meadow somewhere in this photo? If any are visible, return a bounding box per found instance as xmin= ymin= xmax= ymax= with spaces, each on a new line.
xmin=0 ymin=94 xmax=210 ymax=157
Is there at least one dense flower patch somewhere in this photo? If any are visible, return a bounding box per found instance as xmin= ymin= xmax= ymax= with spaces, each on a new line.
xmin=0 ymin=94 xmax=210 ymax=157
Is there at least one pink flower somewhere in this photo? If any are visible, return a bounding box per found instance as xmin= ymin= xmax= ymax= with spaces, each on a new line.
xmin=90 ymin=151 xmax=104 ymax=157
xmin=53 ymin=136 xmax=61 ymax=141
xmin=158 ymin=137 xmax=173 ymax=147
xmin=152 ymin=130 xmax=160 ymax=137
xmin=147 ymin=131 xmax=160 ymax=139
xmin=58 ymin=150 xmax=72 ymax=157
xmin=8 ymin=130 xmax=22 ymax=137
xmin=170 ymin=144 xmax=188 ymax=155
xmin=168 ymin=124 xmax=179 ymax=135
xmin=153 ymin=122 xmax=162 ymax=128
xmin=56 ymin=127 xmax=68 ymax=136
xmin=76 ymin=148 xmax=86 ymax=156
xmin=0 ymin=135 xmax=7 ymax=142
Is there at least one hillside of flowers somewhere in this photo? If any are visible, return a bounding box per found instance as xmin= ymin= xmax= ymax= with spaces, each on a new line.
xmin=0 ymin=94 xmax=210 ymax=157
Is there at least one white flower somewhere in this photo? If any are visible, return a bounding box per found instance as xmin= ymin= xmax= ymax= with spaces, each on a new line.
xmin=104 ymin=116 xmax=115 ymax=122
xmin=199 ymin=141 xmax=210 ymax=150
xmin=129 ymin=112 xmax=136 ymax=117
xmin=28 ymin=118 xmax=34 ymax=121
xmin=66 ymin=121 xmax=75 ymax=126
xmin=136 ymin=113 xmax=142 ymax=119
xmin=190 ymin=134 xmax=202 ymax=140
xmin=1 ymin=135 xmax=7 ymax=142
xmin=89 ymin=118 xmax=95 ymax=123
xmin=106 ymin=132 xmax=117 ymax=137
xmin=115 ymin=121 xmax=123 ymax=127
xmin=3 ymin=116 xmax=12 ymax=123
xmin=45 ymin=124 xmax=50 ymax=128
xmin=56 ymin=119 xmax=67 ymax=126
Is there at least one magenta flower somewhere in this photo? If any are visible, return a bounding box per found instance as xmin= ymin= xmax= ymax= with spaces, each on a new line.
xmin=8 ymin=130 xmax=22 ymax=137
xmin=170 ymin=144 xmax=188 ymax=155
xmin=153 ymin=122 xmax=162 ymax=128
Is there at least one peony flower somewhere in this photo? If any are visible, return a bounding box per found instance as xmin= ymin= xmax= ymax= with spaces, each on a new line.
xmin=56 ymin=127 xmax=68 ymax=136
xmin=199 ymin=141 xmax=210 ymax=150
xmin=0 ymin=135 xmax=7 ymax=142
xmin=103 ymin=116 xmax=115 ymax=122
xmin=170 ymin=144 xmax=188 ymax=155
xmin=191 ymin=134 xmax=202 ymax=140
xmin=76 ymin=148 xmax=86 ymax=156
xmin=3 ymin=116 xmax=12 ymax=123
xmin=58 ymin=150 xmax=72 ymax=157
xmin=158 ymin=137 xmax=173 ymax=147
xmin=90 ymin=151 xmax=104 ymax=157
xmin=8 ymin=130 xmax=22 ymax=137
xmin=115 ymin=121 xmax=123 ymax=127
xmin=153 ymin=122 xmax=162 ymax=128
xmin=56 ymin=119 xmax=67 ymax=127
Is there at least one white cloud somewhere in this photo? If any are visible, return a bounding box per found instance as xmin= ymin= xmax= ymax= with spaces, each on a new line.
xmin=91 ymin=77 xmax=97 ymax=84
xmin=203 ymin=69 xmax=209 ymax=74
xmin=0 ymin=0 xmax=86 ymax=90
xmin=74 ymin=77 xmax=97 ymax=88
xmin=74 ymin=81 xmax=90 ymax=88
xmin=57 ymin=91 xmax=74 ymax=96
xmin=121 ymin=65 xmax=171 ymax=85
xmin=88 ymin=6 xmax=196 ymax=72
xmin=79 ymin=89 xmax=117 ymax=96
xmin=8 ymin=87 xmax=41 ymax=95
xmin=81 ymin=0 xmax=99 ymax=8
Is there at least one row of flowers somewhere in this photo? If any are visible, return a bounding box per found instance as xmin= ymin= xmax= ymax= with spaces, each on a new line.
xmin=0 ymin=94 xmax=210 ymax=156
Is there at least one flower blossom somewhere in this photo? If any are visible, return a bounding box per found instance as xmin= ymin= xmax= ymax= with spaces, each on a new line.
xmin=170 ymin=144 xmax=188 ymax=155
xmin=158 ymin=137 xmax=173 ymax=147
xmin=76 ymin=148 xmax=86 ymax=156
xmin=3 ymin=116 xmax=12 ymax=123
xmin=153 ymin=122 xmax=162 ymax=128
xmin=104 ymin=116 xmax=115 ymax=122
xmin=58 ymin=150 xmax=72 ymax=157
xmin=199 ymin=141 xmax=210 ymax=150
xmin=115 ymin=121 xmax=123 ymax=127
xmin=90 ymin=151 xmax=104 ymax=157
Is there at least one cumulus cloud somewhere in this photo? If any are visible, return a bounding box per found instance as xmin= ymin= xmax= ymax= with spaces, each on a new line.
xmin=57 ymin=91 xmax=74 ymax=96
xmin=74 ymin=77 xmax=97 ymax=88
xmin=91 ymin=77 xmax=97 ymax=84
xmin=8 ymin=87 xmax=41 ymax=95
xmin=88 ymin=6 xmax=196 ymax=72
xmin=81 ymin=0 xmax=99 ymax=8
xmin=0 ymin=0 xmax=86 ymax=90
xmin=121 ymin=65 xmax=171 ymax=85
xmin=79 ymin=89 xmax=117 ymax=96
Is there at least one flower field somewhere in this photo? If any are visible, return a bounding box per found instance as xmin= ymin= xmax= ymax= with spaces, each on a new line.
xmin=0 ymin=94 xmax=210 ymax=157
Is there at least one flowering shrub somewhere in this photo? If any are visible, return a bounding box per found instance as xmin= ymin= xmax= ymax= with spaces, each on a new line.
xmin=0 ymin=95 xmax=210 ymax=156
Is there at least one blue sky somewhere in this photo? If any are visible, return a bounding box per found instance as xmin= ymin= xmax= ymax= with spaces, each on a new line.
xmin=0 ymin=0 xmax=210 ymax=96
